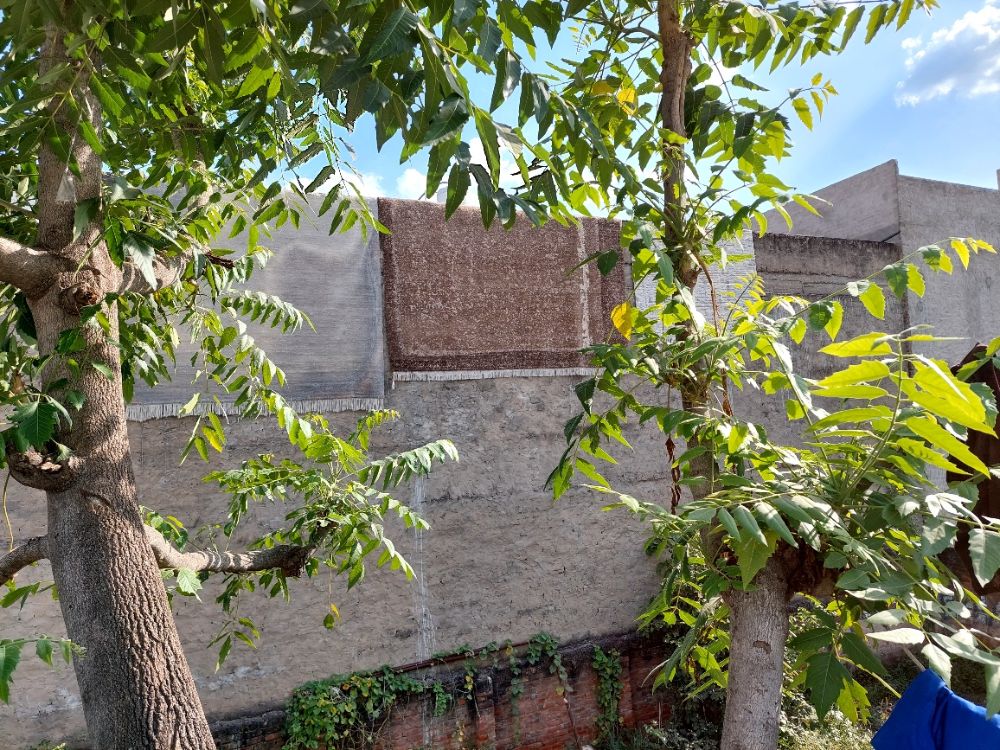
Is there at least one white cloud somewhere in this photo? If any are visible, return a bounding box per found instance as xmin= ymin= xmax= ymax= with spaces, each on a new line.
xmin=395 ymin=168 xmax=429 ymax=200
xmin=896 ymin=0 xmax=1000 ymax=106
xmin=468 ymin=137 xmax=521 ymax=189
xmin=339 ymin=171 xmax=384 ymax=197
xmin=706 ymin=61 xmax=736 ymax=88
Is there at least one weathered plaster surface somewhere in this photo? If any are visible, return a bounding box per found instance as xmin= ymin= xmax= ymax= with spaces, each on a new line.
xmin=898 ymin=175 xmax=1000 ymax=363
xmin=1 ymin=378 xmax=667 ymax=747
xmin=763 ymin=162 xmax=1000 ymax=366
xmin=736 ymin=233 xmax=907 ymax=445
xmin=763 ymin=160 xmax=902 ymax=243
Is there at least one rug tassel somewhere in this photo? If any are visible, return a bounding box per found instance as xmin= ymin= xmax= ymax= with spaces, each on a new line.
xmin=125 ymin=397 xmax=386 ymax=423
xmin=392 ymin=368 xmax=594 ymax=382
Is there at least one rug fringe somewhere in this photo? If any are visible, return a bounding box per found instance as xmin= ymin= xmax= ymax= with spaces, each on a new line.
xmin=125 ymin=397 xmax=386 ymax=422
xmin=392 ymin=368 xmax=594 ymax=382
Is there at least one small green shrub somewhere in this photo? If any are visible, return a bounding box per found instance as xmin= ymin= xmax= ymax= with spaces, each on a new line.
xmin=779 ymin=691 xmax=872 ymax=750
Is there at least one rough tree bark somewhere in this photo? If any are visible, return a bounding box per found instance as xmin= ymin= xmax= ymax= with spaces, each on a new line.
xmin=1 ymin=527 xmax=312 ymax=586
xmin=23 ymin=27 xmax=218 ymax=749
xmin=719 ymin=558 xmax=791 ymax=750
xmin=656 ymin=3 xmax=791 ymax=749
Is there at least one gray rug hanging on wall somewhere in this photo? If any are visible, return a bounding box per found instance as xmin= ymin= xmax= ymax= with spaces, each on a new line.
xmin=126 ymin=198 xmax=386 ymax=421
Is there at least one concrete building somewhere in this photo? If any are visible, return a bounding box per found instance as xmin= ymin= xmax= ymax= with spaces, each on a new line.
xmin=762 ymin=160 xmax=1000 ymax=364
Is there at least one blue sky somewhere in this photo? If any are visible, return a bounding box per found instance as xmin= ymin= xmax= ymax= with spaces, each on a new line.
xmin=328 ymin=1 xmax=1000 ymax=200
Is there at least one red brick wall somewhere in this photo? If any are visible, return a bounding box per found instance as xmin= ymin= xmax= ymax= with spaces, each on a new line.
xmin=212 ymin=631 xmax=673 ymax=750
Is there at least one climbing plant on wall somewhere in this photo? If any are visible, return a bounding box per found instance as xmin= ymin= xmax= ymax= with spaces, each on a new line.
xmin=283 ymin=633 xmax=571 ymax=750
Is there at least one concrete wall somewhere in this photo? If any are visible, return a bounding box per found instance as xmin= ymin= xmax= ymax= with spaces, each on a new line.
xmin=236 ymin=631 xmax=675 ymax=750
xmin=754 ymin=233 xmax=906 ymax=379
xmin=763 ymin=162 xmax=1000 ymax=365
xmin=1 ymin=378 xmax=668 ymax=748
xmin=7 ymin=167 xmax=997 ymax=747
xmin=764 ymin=160 xmax=901 ymax=243
xmin=898 ymin=175 xmax=1000 ymax=363
xmin=736 ymin=234 xmax=907 ymax=445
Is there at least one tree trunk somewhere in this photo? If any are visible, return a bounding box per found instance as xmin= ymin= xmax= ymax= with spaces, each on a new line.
xmin=719 ymin=557 xmax=790 ymax=750
xmin=35 ymin=292 xmax=215 ymax=749
xmin=654 ymin=4 xmax=790 ymax=748
xmin=25 ymin=23 xmax=216 ymax=749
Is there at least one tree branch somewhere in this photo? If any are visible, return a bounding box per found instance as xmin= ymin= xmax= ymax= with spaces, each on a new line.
xmin=620 ymin=25 xmax=660 ymax=42
xmin=8 ymin=451 xmax=84 ymax=492
xmin=0 ymin=536 xmax=48 ymax=586
xmin=119 ymin=251 xmax=234 ymax=294
xmin=119 ymin=255 xmax=187 ymax=294
xmin=0 ymin=237 xmax=64 ymax=297
xmin=144 ymin=526 xmax=314 ymax=578
xmin=0 ymin=526 xmax=316 ymax=588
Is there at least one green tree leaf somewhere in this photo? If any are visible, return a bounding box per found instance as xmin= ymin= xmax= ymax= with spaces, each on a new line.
xmin=867 ymin=628 xmax=925 ymax=645
xmin=969 ymin=528 xmax=1000 ymax=588
xmin=12 ymin=401 xmax=58 ymax=447
xmin=840 ymin=631 xmax=885 ymax=676
xmin=805 ymin=651 xmax=851 ymax=719
xmin=359 ymin=7 xmax=419 ymax=65
xmin=733 ymin=535 xmax=775 ymax=587
xmin=922 ymin=643 xmax=952 ymax=686
xmin=175 ymin=569 xmax=203 ymax=597
xmin=0 ymin=642 xmax=22 ymax=703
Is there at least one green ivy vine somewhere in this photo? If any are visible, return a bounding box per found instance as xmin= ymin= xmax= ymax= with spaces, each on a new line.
xmin=593 ymin=646 xmax=624 ymax=741
xmin=283 ymin=633 xmax=571 ymax=750
xmin=284 ymin=667 xmax=426 ymax=750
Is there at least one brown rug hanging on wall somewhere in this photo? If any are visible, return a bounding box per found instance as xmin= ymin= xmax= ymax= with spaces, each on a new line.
xmin=379 ymin=198 xmax=625 ymax=374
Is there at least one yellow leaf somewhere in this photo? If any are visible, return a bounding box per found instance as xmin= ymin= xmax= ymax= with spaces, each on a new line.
xmin=793 ymin=97 xmax=813 ymax=130
xmin=817 ymin=360 xmax=890 ymax=388
xmin=592 ymin=80 xmax=615 ymax=96
xmin=616 ymin=86 xmax=637 ymax=113
xmin=790 ymin=317 xmax=807 ymax=344
xmin=859 ymin=283 xmax=886 ymax=320
xmin=896 ymin=437 xmax=968 ymax=475
xmin=611 ymin=302 xmax=637 ymax=339
xmin=951 ymin=238 xmax=970 ymax=269
xmin=906 ymin=263 xmax=925 ymax=297
xmin=905 ymin=415 xmax=990 ymax=476
xmin=820 ymin=332 xmax=893 ymax=358
xmin=202 ymin=424 xmax=224 ymax=453
xmin=813 ymin=385 xmax=888 ymax=400
xmin=825 ymin=301 xmax=843 ymax=341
